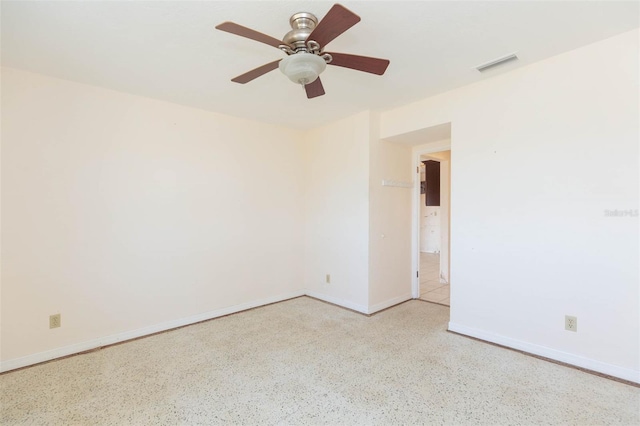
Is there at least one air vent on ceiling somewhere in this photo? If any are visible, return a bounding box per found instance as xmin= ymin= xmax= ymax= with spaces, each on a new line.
xmin=475 ymin=53 xmax=519 ymax=72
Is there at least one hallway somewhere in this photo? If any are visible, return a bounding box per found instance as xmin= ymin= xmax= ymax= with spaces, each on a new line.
xmin=419 ymin=252 xmax=449 ymax=306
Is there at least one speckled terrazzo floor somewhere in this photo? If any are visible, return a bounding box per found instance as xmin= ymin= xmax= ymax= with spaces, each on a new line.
xmin=1 ymin=297 xmax=639 ymax=425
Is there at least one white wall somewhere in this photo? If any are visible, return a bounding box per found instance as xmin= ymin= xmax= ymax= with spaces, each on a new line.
xmin=303 ymin=111 xmax=371 ymax=313
xmin=420 ymin=203 xmax=441 ymax=253
xmin=382 ymin=29 xmax=640 ymax=382
xmin=2 ymin=28 xmax=638 ymax=383
xmin=1 ymin=68 xmax=306 ymax=368
xmin=368 ymin=115 xmax=412 ymax=312
xmin=303 ymin=110 xmax=412 ymax=314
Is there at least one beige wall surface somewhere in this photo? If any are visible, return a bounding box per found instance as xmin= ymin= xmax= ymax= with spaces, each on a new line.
xmin=382 ymin=29 xmax=639 ymax=381
xmin=1 ymin=68 xmax=306 ymax=363
xmin=368 ymin=114 xmax=413 ymax=311
xmin=303 ymin=111 xmax=371 ymax=311
xmin=2 ymin=28 xmax=638 ymax=383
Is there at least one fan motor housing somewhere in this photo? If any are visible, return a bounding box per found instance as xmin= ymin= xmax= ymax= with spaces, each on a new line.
xmin=282 ymin=12 xmax=318 ymax=49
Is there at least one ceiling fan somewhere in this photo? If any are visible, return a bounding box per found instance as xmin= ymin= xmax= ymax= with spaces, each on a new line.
xmin=215 ymin=3 xmax=390 ymax=99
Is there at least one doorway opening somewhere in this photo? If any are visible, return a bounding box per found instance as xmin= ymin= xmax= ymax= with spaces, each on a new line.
xmin=409 ymin=133 xmax=451 ymax=307
xmin=417 ymin=151 xmax=450 ymax=305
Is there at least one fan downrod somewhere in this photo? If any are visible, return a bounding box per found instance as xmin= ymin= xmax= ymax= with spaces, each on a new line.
xmin=282 ymin=12 xmax=318 ymax=51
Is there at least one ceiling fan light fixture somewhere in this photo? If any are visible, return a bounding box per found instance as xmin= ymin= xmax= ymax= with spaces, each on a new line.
xmin=279 ymin=52 xmax=326 ymax=85
xmin=217 ymin=4 xmax=388 ymax=98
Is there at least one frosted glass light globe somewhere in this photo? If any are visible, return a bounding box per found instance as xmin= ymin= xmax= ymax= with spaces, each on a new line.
xmin=279 ymin=52 xmax=326 ymax=85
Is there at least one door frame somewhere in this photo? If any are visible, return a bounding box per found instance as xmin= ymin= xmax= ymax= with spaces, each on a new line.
xmin=412 ymin=141 xmax=451 ymax=299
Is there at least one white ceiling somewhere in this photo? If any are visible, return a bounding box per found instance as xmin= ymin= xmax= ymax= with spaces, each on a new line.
xmin=2 ymin=1 xmax=638 ymax=129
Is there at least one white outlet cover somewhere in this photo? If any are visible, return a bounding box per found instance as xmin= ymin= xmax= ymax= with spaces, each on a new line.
xmin=565 ymin=315 xmax=577 ymax=332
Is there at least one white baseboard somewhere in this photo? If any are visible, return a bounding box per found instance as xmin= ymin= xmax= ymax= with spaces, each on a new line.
xmin=448 ymin=322 xmax=640 ymax=384
xmin=0 ymin=290 xmax=305 ymax=373
xmin=368 ymin=293 xmax=413 ymax=314
xmin=305 ymin=291 xmax=369 ymax=314
xmin=11 ymin=295 xmax=635 ymax=385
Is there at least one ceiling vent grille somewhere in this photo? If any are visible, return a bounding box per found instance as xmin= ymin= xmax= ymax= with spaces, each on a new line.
xmin=475 ymin=53 xmax=518 ymax=72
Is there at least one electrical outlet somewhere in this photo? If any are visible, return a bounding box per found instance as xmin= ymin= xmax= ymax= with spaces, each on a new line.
xmin=50 ymin=314 xmax=61 ymax=329
xmin=325 ymin=274 xmax=331 ymax=284
xmin=565 ymin=315 xmax=577 ymax=332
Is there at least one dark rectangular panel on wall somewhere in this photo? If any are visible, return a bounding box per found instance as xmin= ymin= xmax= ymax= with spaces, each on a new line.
xmin=424 ymin=160 xmax=440 ymax=206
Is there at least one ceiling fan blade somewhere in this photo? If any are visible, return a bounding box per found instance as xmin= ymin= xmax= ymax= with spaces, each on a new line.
xmin=305 ymin=77 xmax=325 ymax=99
xmin=326 ymin=52 xmax=390 ymax=75
xmin=231 ymin=60 xmax=282 ymax=84
xmin=216 ymin=22 xmax=284 ymax=49
xmin=306 ymin=4 xmax=360 ymax=48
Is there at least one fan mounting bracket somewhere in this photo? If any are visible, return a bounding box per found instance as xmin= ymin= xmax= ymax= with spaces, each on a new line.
xmin=282 ymin=12 xmax=318 ymax=50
